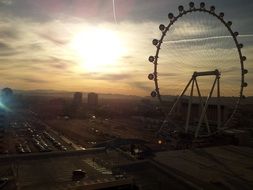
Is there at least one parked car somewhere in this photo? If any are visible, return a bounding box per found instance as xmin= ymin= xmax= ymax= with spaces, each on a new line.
xmin=72 ymin=169 xmax=86 ymax=181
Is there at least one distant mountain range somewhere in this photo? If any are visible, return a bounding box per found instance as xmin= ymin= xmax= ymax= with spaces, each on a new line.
xmin=10 ymin=89 xmax=253 ymax=104
xmin=13 ymin=89 xmax=142 ymax=100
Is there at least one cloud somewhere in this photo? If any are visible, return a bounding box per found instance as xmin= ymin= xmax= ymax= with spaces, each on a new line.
xmin=50 ymin=62 xmax=68 ymax=70
xmin=0 ymin=42 xmax=11 ymax=50
xmin=0 ymin=51 xmax=21 ymax=56
xmin=0 ymin=1 xmax=252 ymax=96
xmin=98 ymin=73 xmax=132 ymax=81
xmin=20 ymin=77 xmax=49 ymax=83
xmin=0 ymin=28 xmax=19 ymax=39
xmin=0 ymin=0 xmax=12 ymax=6
xmin=38 ymin=32 xmax=68 ymax=45
xmin=129 ymin=81 xmax=152 ymax=92
xmin=81 ymin=73 xmax=132 ymax=81
xmin=45 ymin=58 xmax=77 ymax=71
xmin=0 ymin=41 xmax=21 ymax=56
xmin=164 ymin=34 xmax=253 ymax=49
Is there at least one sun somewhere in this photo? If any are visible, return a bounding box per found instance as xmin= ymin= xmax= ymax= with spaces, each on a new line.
xmin=71 ymin=27 xmax=125 ymax=73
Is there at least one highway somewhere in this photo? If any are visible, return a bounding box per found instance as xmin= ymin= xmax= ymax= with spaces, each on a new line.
xmin=0 ymin=147 xmax=106 ymax=162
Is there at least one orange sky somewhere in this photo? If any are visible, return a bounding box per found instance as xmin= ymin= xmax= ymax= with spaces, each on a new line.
xmin=0 ymin=0 xmax=252 ymax=97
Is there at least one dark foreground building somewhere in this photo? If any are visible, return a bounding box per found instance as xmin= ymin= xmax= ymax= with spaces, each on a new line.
xmin=1 ymin=145 xmax=253 ymax=190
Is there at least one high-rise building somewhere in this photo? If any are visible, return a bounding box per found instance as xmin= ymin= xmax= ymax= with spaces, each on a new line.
xmin=73 ymin=92 xmax=82 ymax=106
xmin=87 ymin=92 xmax=98 ymax=107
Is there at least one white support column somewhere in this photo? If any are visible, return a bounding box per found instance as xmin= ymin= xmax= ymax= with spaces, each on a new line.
xmin=185 ymin=78 xmax=195 ymax=133
xmin=195 ymin=79 xmax=210 ymax=134
xmin=195 ymin=77 xmax=217 ymax=138
xmin=157 ymin=78 xmax=193 ymax=135
xmin=217 ymin=76 xmax=221 ymax=129
xmin=168 ymin=78 xmax=193 ymax=115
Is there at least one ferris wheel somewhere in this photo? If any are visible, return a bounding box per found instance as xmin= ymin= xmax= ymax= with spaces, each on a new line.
xmin=148 ymin=2 xmax=248 ymax=138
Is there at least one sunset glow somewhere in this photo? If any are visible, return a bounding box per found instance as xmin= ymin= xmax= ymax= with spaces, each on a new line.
xmin=71 ymin=27 xmax=125 ymax=73
xmin=0 ymin=0 xmax=252 ymax=96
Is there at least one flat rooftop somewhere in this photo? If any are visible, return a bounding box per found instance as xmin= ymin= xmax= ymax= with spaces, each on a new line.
xmin=154 ymin=145 xmax=253 ymax=189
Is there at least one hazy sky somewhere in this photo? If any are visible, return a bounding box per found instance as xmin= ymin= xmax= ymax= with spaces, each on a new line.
xmin=0 ymin=0 xmax=252 ymax=97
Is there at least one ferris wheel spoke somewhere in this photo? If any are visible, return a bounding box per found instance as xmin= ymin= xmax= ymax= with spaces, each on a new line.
xmin=148 ymin=2 xmax=248 ymax=139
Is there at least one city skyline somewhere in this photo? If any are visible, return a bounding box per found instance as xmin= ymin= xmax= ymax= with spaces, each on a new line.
xmin=0 ymin=0 xmax=252 ymax=97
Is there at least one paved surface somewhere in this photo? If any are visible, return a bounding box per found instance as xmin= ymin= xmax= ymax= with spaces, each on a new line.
xmin=0 ymin=148 xmax=137 ymax=190
xmin=154 ymin=145 xmax=253 ymax=189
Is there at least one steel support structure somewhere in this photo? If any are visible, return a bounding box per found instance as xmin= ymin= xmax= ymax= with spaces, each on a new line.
xmin=158 ymin=70 xmax=221 ymax=138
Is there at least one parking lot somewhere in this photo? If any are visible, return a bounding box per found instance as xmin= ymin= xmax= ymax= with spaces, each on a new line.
xmin=1 ymin=120 xmax=74 ymax=155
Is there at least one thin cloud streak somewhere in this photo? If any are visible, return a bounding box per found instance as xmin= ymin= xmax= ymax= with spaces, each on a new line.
xmin=112 ymin=0 xmax=118 ymax=24
xmin=164 ymin=34 xmax=253 ymax=44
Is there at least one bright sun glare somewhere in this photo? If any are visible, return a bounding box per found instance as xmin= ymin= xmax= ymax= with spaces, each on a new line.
xmin=71 ymin=27 xmax=125 ymax=73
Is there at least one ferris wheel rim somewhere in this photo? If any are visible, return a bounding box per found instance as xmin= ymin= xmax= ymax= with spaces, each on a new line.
xmin=148 ymin=2 xmax=248 ymax=133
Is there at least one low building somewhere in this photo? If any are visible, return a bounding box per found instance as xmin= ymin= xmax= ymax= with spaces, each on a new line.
xmin=176 ymin=98 xmax=229 ymax=126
